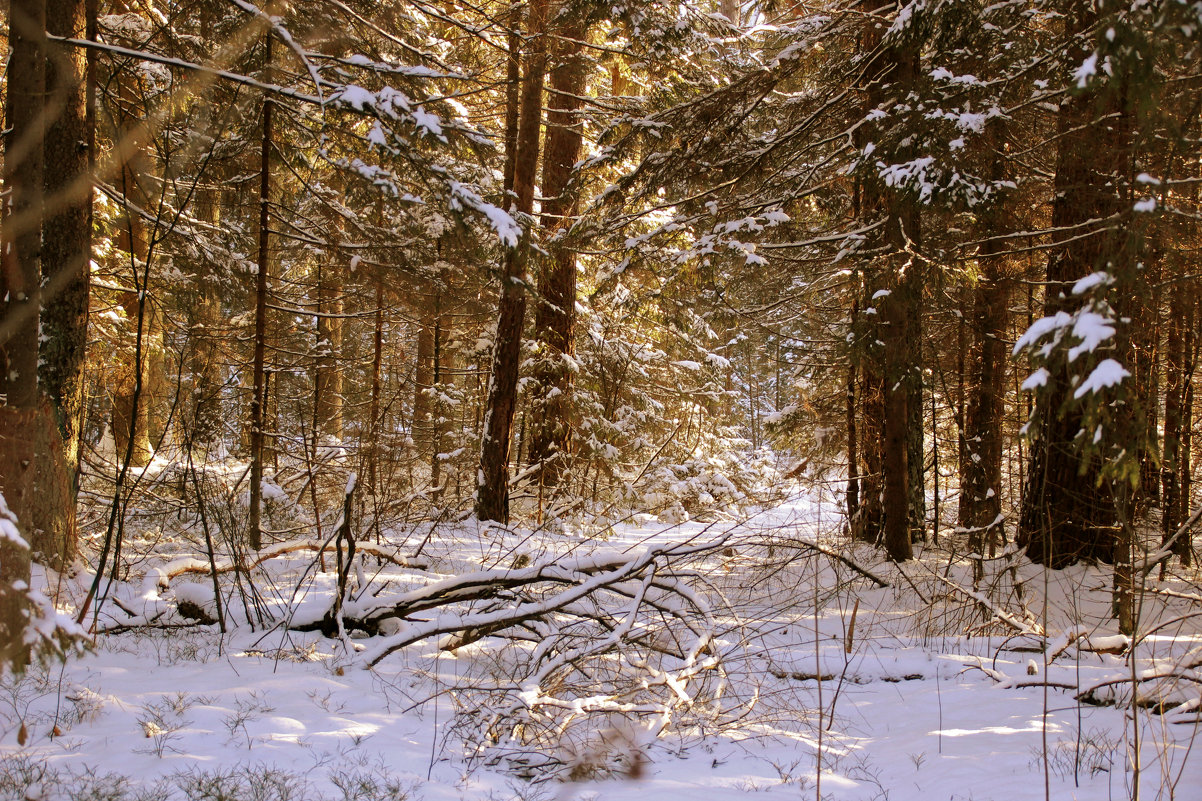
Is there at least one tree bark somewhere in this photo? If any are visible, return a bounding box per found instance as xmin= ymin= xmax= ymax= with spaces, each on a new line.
xmin=958 ymin=255 xmax=1010 ymax=568
xmin=1 ymin=0 xmax=47 ymax=411
xmin=958 ymin=136 xmax=1011 ymax=571
xmin=37 ymin=0 xmax=91 ymax=565
xmin=1162 ymin=284 xmax=1190 ymax=566
xmin=314 ymin=261 xmax=344 ymax=440
xmin=413 ymin=313 xmax=436 ymax=453
xmin=528 ymin=11 xmax=588 ymax=487
xmin=1 ymin=0 xmax=51 ymax=593
xmin=248 ymin=31 xmax=274 ymax=551
xmin=854 ymin=1 xmax=922 ymax=560
xmin=1017 ymin=1 xmax=1129 ymax=568
xmin=475 ymin=0 xmax=549 ymax=522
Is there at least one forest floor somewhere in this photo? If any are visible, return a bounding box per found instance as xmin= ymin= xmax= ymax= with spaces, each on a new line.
xmin=1 ymin=485 xmax=1200 ymax=801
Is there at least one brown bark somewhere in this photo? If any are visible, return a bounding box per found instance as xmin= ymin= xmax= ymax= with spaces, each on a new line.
xmin=314 ymin=262 xmax=344 ymax=439
xmin=845 ymin=328 xmax=859 ymax=523
xmin=854 ymin=293 xmax=884 ymax=543
xmin=368 ymin=278 xmax=384 ymax=516
xmin=958 ymin=137 xmax=1012 ymax=568
xmin=1162 ymin=286 xmax=1190 ymax=565
xmin=475 ymin=0 xmax=549 ymax=523
xmin=1 ymin=0 xmax=47 ymax=411
xmin=38 ymin=0 xmax=91 ymax=565
xmin=528 ymin=13 xmax=588 ymax=486
xmin=413 ymin=313 xmax=436 ymax=452
xmin=1 ymin=0 xmax=75 ymax=579
xmin=0 ymin=412 xmax=35 ymax=670
xmin=958 ymin=259 xmax=1010 ymax=566
xmin=110 ymin=62 xmax=154 ymax=468
xmin=853 ymin=1 xmax=922 ymax=560
xmin=1017 ymin=2 xmax=1128 ymax=567
xmin=431 ymin=301 xmax=447 ymax=501
xmin=248 ymin=32 xmax=274 ymax=551
xmin=0 ymin=403 xmax=69 ymax=664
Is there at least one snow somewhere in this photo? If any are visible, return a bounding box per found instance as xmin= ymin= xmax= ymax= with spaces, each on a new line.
xmin=1067 ymin=311 xmax=1116 ymax=362
xmin=1075 ymin=53 xmax=1099 ymax=88
xmin=333 ymin=84 xmax=376 ymax=112
xmin=1020 ymin=367 xmax=1049 ymax=391
xmin=2 ymin=495 xmax=1199 ymax=800
xmin=1072 ymin=270 xmax=1112 ymax=295
xmin=1073 ymin=358 xmax=1130 ymax=398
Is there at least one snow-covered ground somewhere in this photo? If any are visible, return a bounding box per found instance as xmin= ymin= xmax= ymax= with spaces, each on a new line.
xmin=2 ymin=491 xmax=1200 ymax=800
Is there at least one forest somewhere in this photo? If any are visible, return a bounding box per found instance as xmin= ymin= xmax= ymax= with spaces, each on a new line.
xmin=0 ymin=0 xmax=1201 ymax=799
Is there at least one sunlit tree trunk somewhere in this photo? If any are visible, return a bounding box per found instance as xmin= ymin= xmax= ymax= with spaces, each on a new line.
xmin=0 ymin=0 xmax=47 ymax=666
xmin=476 ymin=0 xmax=548 ymax=522
xmin=35 ymin=0 xmax=91 ymax=565
xmin=529 ymin=11 xmax=587 ymax=487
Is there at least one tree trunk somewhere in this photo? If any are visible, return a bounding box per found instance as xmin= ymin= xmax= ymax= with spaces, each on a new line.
xmin=110 ymin=64 xmax=154 ymax=469
xmin=190 ymin=183 xmax=224 ymax=453
xmin=248 ymin=31 xmax=274 ymax=551
xmin=1 ymin=0 xmax=57 ymax=587
xmin=314 ymin=261 xmax=344 ymax=440
xmin=1162 ymin=284 xmax=1190 ymax=565
xmin=413 ymin=314 xmax=436 ymax=453
xmin=1 ymin=0 xmax=47 ymax=411
xmin=845 ymin=323 xmax=859 ymax=523
xmin=528 ymin=12 xmax=587 ymax=487
xmin=959 ymin=138 xmax=1011 ymax=570
xmin=1017 ymin=2 xmax=1128 ymax=568
xmin=0 ymin=410 xmax=36 ymax=670
xmin=855 ymin=293 xmax=884 ymax=543
xmin=475 ymin=0 xmax=549 ymax=523
xmin=368 ymin=277 xmax=384 ymax=528
xmin=959 ymin=257 xmax=1010 ymax=568
xmin=854 ymin=0 xmax=922 ymax=560
xmin=37 ymin=0 xmax=91 ymax=566
xmin=431 ymin=299 xmax=447 ymax=502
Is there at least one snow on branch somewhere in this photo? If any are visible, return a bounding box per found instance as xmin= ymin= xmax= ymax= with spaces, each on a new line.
xmin=347 ymin=537 xmax=726 ymax=667
xmin=0 ymin=493 xmax=88 ymax=670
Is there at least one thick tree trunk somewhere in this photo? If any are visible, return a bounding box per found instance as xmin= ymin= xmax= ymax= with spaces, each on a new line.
xmin=959 ymin=259 xmax=1010 ymax=567
xmin=37 ymin=0 xmax=91 ymax=565
xmin=854 ymin=1 xmax=922 ymax=560
xmin=958 ymin=138 xmax=1011 ymax=569
xmin=1 ymin=0 xmax=47 ymax=411
xmin=1017 ymin=3 xmax=1128 ymax=568
xmin=475 ymin=0 xmax=549 ymax=522
xmin=528 ymin=13 xmax=588 ymax=487
xmin=0 ymin=412 xmax=35 ymax=670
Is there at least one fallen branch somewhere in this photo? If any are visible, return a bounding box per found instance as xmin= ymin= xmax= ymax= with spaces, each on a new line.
xmin=800 ymin=538 xmax=892 ymax=588
xmin=1139 ymin=505 xmax=1202 ymax=576
xmin=921 ymin=564 xmax=1044 ymax=636
xmin=350 ymin=537 xmax=727 ymax=667
xmin=144 ymin=537 xmax=425 ymax=593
